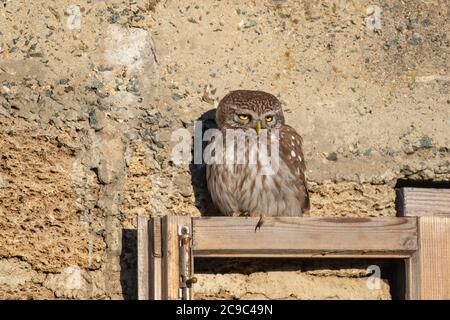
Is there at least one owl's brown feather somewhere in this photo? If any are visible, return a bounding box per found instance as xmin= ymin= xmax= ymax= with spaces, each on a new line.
xmin=278 ymin=125 xmax=310 ymax=212
xmin=206 ymin=90 xmax=310 ymax=217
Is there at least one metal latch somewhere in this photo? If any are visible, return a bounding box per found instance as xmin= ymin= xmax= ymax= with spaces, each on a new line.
xmin=178 ymin=225 xmax=197 ymax=300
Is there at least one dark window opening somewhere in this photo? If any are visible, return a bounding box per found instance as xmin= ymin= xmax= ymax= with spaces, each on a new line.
xmin=395 ymin=179 xmax=450 ymax=189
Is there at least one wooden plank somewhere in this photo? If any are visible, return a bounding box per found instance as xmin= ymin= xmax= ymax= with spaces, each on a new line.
xmin=149 ymin=217 xmax=162 ymax=300
xmin=192 ymin=217 xmax=418 ymax=258
xmin=137 ymin=216 xmax=149 ymax=300
xmin=405 ymin=252 xmax=421 ymax=300
xmin=397 ymin=188 xmax=450 ymax=216
xmin=162 ymin=215 xmax=192 ymax=300
xmin=416 ymin=216 xmax=450 ymax=299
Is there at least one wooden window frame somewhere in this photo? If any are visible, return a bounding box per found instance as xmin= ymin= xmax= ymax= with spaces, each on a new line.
xmin=137 ymin=188 xmax=450 ymax=300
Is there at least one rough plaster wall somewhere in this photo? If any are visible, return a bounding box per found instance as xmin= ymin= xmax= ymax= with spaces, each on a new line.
xmin=194 ymin=259 xmax=394 ymax=300
xmin=0 ymin=0 xmax=448 ymax=299
xmin=195 ymin=273 xmax=390 ymax=300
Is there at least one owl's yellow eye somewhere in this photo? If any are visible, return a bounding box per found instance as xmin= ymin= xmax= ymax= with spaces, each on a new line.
xmin=265 ymin=115 xmax=273 ymax=122
xmin=238 ymin=114 xmax=250 ymax=120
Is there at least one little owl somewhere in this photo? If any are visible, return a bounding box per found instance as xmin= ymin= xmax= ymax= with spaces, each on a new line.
xmin=206 ymin=90 xmax=310 ymax=218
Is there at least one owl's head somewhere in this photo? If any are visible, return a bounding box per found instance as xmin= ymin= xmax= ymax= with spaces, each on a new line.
xmin=215 ymin=90 xmax=285 ymax=132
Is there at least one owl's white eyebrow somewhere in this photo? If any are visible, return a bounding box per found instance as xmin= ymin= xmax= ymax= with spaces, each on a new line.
xmin=233 ymin=108 xmax=259 ymax=118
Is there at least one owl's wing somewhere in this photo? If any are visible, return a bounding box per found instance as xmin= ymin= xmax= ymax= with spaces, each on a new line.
xmin=278 ymin=125 xmax=310 ymax=213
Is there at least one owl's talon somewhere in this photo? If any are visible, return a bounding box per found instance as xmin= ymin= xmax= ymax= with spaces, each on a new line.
xmin=255 ymin=214 xmax=264 ymax=232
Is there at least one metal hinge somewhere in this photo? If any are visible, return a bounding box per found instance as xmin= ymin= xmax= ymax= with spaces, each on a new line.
xmin=178 ymin=225 xmax=197 ymax=300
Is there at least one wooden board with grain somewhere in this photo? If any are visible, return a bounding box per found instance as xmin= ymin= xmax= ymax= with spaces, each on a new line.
xmin=396 ymin=188 xmax=450 ymax=217
xmin=405 ymin=251 xmax=421 ymax=300
xmin=162 ymin=215 xmax=192 ymax=300
xmin=416 ymin=216 xmax=450 ymax=299
xmin=149 ymin=217 xmax=162 ymax=300
xmin=137 ymin=216 xmax=150 ymax=300
xmin=192 ymin=217 xmax=418 ymax=258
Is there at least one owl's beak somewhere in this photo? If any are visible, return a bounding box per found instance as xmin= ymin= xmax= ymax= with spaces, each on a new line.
xmin=255 ymin=121 xmax=262 ymax=135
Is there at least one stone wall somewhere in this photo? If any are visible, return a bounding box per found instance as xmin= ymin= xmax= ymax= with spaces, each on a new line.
xmin=0 ymin=0 xmax=448 ymax=299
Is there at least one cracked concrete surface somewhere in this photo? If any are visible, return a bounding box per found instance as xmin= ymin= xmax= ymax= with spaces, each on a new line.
xmin=0 ymin=0 xmax=448 ymax=299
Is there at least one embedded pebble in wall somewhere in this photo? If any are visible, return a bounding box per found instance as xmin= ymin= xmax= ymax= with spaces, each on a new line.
xmin=366 ymin=5 xmax=382 ymax=31
xmin=0 ymin=175 xmax=5 ymax=197
xmin=66 ymin=5 xmax=82 ymax=30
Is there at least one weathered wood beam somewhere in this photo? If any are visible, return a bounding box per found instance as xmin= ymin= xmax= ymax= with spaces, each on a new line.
xmin=161 ymin=215 xmax=192 ymax=300
xmin=396 ymin=187 xmax=450 ymax=217
xmin=137 ymin=216 xmax=150 ymax=300
xmin=149 ymin=217 xmax=162 ymax=300
xmin=417 ymin=216 xmax=450 ymax=299
xmin=192 ymin=217 xmax=418 ymax=258
xmin=405 ymin=216 xmax=450 ymax=299
xmin=397 ymin=187 xmax=450 ymax=299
